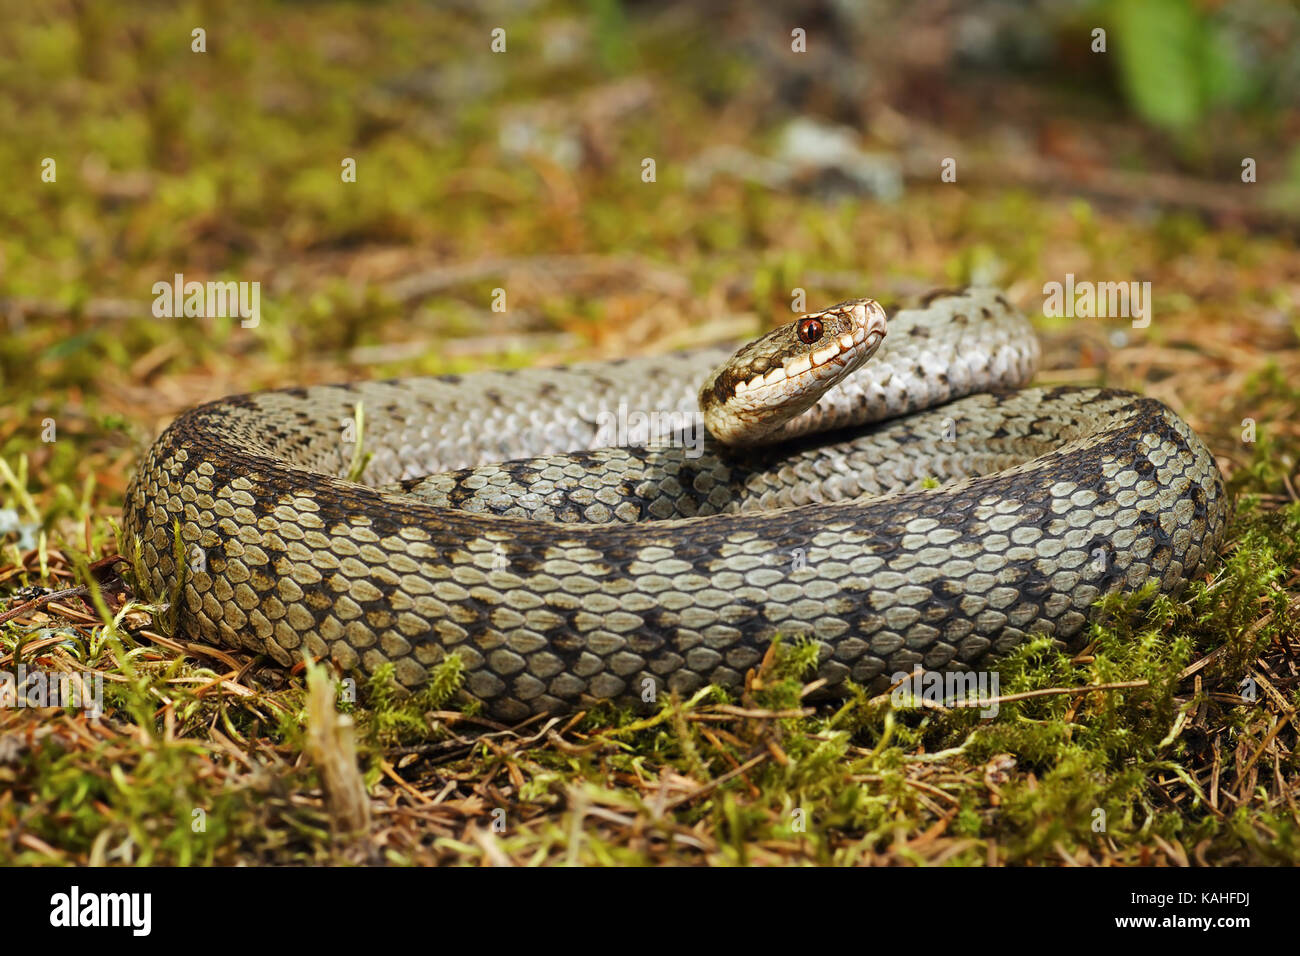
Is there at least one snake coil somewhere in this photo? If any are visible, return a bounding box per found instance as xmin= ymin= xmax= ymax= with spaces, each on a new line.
xmin=125 ymin=288 xmax=1228 ymax=719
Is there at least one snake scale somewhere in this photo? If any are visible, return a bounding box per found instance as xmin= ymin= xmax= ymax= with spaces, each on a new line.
xmin=124 ymin=288 xmax=1229 ymax=720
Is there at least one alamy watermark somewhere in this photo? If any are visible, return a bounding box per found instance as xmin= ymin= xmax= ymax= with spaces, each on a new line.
xmin=1 ymin=665 xmax=103 ymax=717
xmin=49 ymin=886 xmax=151 ymax=936
xmin=151 ymin=273 xmax=260 ymax=327
xmin=1043 ymin=273 xmax=1151 ymax=328
xmin=592 ymin=403 xmax=706 ymax=459
xmin=891 ymin=669 xmax=1000 ymax=718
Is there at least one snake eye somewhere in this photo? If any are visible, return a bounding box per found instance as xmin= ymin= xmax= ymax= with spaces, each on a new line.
xmin=797 ymin=317 xmax=823 ymax=345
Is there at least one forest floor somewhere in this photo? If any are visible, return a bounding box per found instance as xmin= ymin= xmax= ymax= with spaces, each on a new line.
xmin=1 ymin=2 xmax=1297 ymax=864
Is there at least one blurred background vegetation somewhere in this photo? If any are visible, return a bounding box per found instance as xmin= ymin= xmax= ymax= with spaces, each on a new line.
xmin=1 ymin=1 xmax=1296 ymax=508
xmin=1 ymin=3 xmax=1296 ymax=501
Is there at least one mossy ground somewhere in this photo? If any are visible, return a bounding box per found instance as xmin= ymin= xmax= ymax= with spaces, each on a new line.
xmin=1 ymin=2 xmax=1297 ymax=865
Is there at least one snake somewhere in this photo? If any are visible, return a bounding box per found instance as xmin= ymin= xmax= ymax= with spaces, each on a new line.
xmin=124 ymin=287 xmax=1229 ymax=720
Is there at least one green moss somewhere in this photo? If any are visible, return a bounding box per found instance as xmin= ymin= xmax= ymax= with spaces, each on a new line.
xmin=357 ymin=656 xmax=467 ymax=747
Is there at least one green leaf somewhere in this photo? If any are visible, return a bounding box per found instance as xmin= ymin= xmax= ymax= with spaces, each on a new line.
xmin=1199 ymin=25 xmax=1251 ymax=108
xmin=1111 ymin=0 xmax=1202 ymax=130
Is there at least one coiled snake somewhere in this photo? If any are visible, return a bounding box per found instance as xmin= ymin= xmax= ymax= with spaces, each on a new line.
xmin=125 ymin=288 xmax=1228 ymax=720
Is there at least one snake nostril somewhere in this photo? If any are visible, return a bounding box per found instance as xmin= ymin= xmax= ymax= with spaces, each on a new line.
xmin=797 ymin=317 xmax=823 ymax=344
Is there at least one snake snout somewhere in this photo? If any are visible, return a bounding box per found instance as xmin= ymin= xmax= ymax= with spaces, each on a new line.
xmin=700 ymin=297 xmax=889 ymax=446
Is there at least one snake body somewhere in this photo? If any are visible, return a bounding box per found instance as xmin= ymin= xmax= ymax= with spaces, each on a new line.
xmin=124 ymin=288 xmax=1228 ymax=719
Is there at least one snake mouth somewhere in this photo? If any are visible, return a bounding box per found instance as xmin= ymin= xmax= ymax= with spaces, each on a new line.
xmin=700 ymin=298 xmax=889 ymax=446
xmin=731 ymin=300 xmax=887 ymax=400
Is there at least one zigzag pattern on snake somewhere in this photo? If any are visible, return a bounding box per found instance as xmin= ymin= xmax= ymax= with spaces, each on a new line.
xmin=124 ymin=287 xmax=1228 ymax=720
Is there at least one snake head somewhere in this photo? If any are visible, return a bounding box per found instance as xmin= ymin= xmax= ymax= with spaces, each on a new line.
xmin=699 ymin=297 xmax=888 ymax=446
